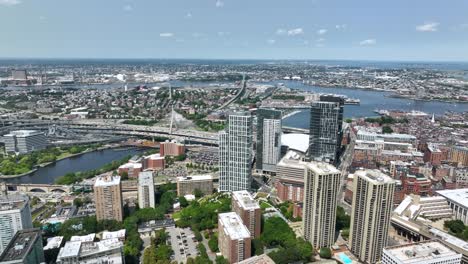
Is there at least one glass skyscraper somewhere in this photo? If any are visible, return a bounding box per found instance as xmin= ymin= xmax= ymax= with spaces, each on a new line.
xmin=308 ymin=96 xmax=344 ymax=164
xmin=219 ymin=112 xmax=253 ymax=192
xmin=255 ymin=108 xmax=282 ymax=173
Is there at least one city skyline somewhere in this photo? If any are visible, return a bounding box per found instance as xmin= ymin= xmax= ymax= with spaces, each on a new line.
xmin=1 ymin=0 xmax=468 ymax=61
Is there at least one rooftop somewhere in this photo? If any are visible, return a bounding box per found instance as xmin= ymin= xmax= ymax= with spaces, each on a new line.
xmin=232 ymin=190 xmax=260 ymax=210
xmin=0 ymin=194 xmax=29 ymax=211
xmin=176 ymin=174 xmax=213 ymax=182
xmin=138 ymin=171 xmax=154 ymax=186
xmin=44 ymin=236 xmax=64 ymax=250
xmin=384 ymin=240 xmax=461 ymax=263
xmin=70 ymin=233 xmax=95 ymax=243
xmin=94 ymin=175 xmax=120 ymax=187
xmin=4 ymin=130 xmax=44 ymax=137
xmin=281 ymin=133 xmax=310 ymax=153
xmin=436 ymin=188 xmax=468 ymax=207
xmin=145 ymin=153 xmax=164 ymax=160
xmin=119 ymin=162 xmax=142 ymax=169
xmin=0 ymin=228 xmax=42 ymax=262
xmin=219 ymin=212 xmax=251 ymax=240
xmin=355 ymin=169 xmax=395 ymax=184
xmin=57 ymin=238 xmax=123 ymax=261
xmin=101 ymin=229 xmax=126 ymax=240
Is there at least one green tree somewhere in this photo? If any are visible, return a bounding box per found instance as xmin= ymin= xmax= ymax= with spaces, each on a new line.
xmin=382 ymin=126 xmax=394 ymax=134
xmin=252 ymin=238 xmax=264 ymax=255
xmin=320 ymin=247 xmax=332 ymax=259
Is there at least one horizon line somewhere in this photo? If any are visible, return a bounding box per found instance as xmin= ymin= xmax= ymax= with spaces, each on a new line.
xmin=0 ymin=57 xmax=468 ymax=64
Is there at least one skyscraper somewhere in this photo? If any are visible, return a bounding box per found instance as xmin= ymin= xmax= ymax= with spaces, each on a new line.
xmin=350 ymin=170 xmax=395 ymax=264
xmin=255 ymin=108 xmax=282 ymax=174
xmin=0 ymin=194 xmax=33 ymax=254
xmin=308 ymin=96 xmax=344 ymax=163
xmin=219 ymin=112 xmax=253 ymax=192
xmin=0 ymin=228 xmax=45 ymax=264
xmin=94 ymin=175 xmax=123 ymax=222
xmin=138 ymin=171 xmax=155 ymax=209
xmin=302 ymin=161 xmax=341 ymax=249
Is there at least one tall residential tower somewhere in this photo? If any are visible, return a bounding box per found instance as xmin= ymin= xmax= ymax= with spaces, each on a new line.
xmin=308 ymin=96 xmax=344 ymax=163
xmin=302 ymin=161 xmax=341 ymax=249
xmin=219 ymin=112 xmax=253 ymax=192
xmin=138 ymin=171 xmax=155 ymax=209
xmin=350 ymin=170 xmax=395 ymax=264
xmin=0 ymin=194 xmax=33 ymax=254
xmin=255 ymin=108 xmax=282 ymax=174
xmin=94 ymin=175 xmax=123 ymax=222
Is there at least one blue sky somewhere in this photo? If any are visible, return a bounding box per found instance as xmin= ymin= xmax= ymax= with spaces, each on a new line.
xmin=1 ymin=0 xmax=467 ymax=61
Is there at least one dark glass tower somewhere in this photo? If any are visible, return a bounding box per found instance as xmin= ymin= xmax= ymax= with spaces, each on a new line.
xmin=308 ymin=96 xmax=344 ymax=164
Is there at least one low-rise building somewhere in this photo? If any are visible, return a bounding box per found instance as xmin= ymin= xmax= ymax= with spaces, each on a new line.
xmin=3 ymin=130 xmax=47 ymax=155
xmin=56 ymin=238 xmax=124 ymax=264
xmin=160 ymin=140 xmax=185 ymax=157
xmin=118 ymin=162 xmax=142 ymax=179
xmin=218 ymin=212 xmax=251 ymax=263
xmin=101 ymin=229 xmax=126 ymax=242
xmin=176 ymin=175 xmax=213 ymax=196
xmin=436 ymin=189 xmax=468 ymax=224
xmin=382 ymin=240 xmax=462 ymax=264
xmin=236 ymin=254 xmax=275 ymax=264
xmin=143 ymin=154 xmax=165 ymax=170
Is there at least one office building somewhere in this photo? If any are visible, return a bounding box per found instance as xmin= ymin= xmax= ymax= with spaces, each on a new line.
xmin=219 ymin=112 xmax=253 ymax=192
xmin=308 ymin=96 xmax=344 ymax=163
xmin=94 ymin=175 xmax=123 ymax=222
xmin=232 ymin=190 xmax=261 ymax=238
xmin=436 ymin=189 xmax=468 ymax=224
xmin=0 ymin=195 xmax=33 ymax=254
xmin=176 ymin=175 xmax=213 ymax=196
xmin=382 ymin=240 xmax=462 ymax=264
xmin=350 ymin=170 xmax=395 ymax=264
xmin=0 ymin=228 xmax=44 ymax=264
xmin=255 ymin=108 xmax=282 ymax=173
xmin=138 ymin=171 xmax=155 ymax=209
xmin=218 ymin=212 xmax=251 ymax=263
xmin=3 ymin=130 xmax=47 ymax=155
xmin=160 ymin=140 xmax=185 ymax=157
xmin=56 ymin=238 xmax=124 ymax=264
xmin=302 ymin=161 xmax=341 ymax=249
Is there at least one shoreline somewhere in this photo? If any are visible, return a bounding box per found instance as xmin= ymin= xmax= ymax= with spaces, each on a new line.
xmin=0 ymin=145 xmax=119 ymax=180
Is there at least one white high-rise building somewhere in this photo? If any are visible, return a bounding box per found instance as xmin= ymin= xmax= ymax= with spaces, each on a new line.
xmin=350 ymin=170 xmax=395 ymax=264
xmin=382 ymin=240 xmax=462 ymax=264
xmin=302 ymin=161 xmax=341 ymax=249
xmin=3 ymin=130 xmax=47 ymax=155
xmin=219 ymin=112 xmax=253 ymax=192
xmin=255 ymin=109 xmax=282 ymax=173
xmin=138 ymin=171 xmax=155 ymax=209
xmin=0 ymin=194 xmax=33 ymax=254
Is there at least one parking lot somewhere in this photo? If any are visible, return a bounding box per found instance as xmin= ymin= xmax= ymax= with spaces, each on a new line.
xmin=167 ymin=227 xmax=200 ymax=263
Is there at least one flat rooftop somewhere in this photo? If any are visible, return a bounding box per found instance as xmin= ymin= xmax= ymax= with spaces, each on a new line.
xmin=219 ymin=212 xmax=251 ymax=240
xmin=0 ymin=194 xmax=29 ymax=211
xmin=281 ymin=133 xmax=309 ymax=153
xmin=0 ymin=228 xmax=41 ymax=262
xmin=44 ymin=236 xmax=64 ymax=250
xmin=355 ymin=169 xmax=395 ymax=184
xmin=138 ymin=171 xmax=154 ymax=185
xmin=176 ymin=174 xmax=213 ymax=182
xmin=232 ymin=190 xmax=260 ymax=210
xmin=436 ymin=188 xmax=468 ymax=207
xmin=384 ymin=240 xmax=461 ymax=263
xmin=5 ymin=130 xmax=43 ymax=137
xmin=94 ymin=175 xmax=120 ymax=187
xmin=70 ymin=233 xmax=95 ymax=242
xmin=102 ymin=229 xmax=126 ymax=240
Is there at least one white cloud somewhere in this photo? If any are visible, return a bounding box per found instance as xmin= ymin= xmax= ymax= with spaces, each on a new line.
xmin=317 ymin=29 xmax=327 ymax=35
xmin=185 ymin=12 xmax=192 ymax=18
xmin=39 ymin=16 xmax=46 ymax=20
xmin=359 ymin=39 xmax=376 ymax=46
xmin=316 ymin=38 xmax=325 ymax=42
xmin=267 ymin=39 xmax=276 ymax=45
xmin=276 ymin=28 xmax=287 ymax=35
xmin=217 ymin=31 xmax=230 ymax=37
xmin=0 ymin=0 xmax=21 ymax=6
xmin=160 ymin=33 xmax=174 ymax=38
xmin=192 ymin=32 xmax=205 ymax=38
xmin=287 ymin=28 xmax=304 ymax=36
xmin=416 ymin=22 xmax=439 ymax=32
xmin=215 ymin=0 xmax=224 ymax=7
xmin=335 ymin=24 xmax=347 ymax=30
xmin=123 ymin=4 xmax=133 ymax=12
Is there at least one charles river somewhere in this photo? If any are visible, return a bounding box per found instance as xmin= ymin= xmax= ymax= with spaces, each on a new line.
xmin=3 ymin=80 xmax=467 ymax=185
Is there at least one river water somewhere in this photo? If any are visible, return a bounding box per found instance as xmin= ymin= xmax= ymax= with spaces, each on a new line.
xmin=4 ymin=147 xmax=146 ymax=185
xmin=279 ymin=80 xmax=467 ymax=129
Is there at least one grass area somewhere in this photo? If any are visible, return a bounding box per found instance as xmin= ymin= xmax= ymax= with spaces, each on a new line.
xmin=260 ymin=202 xmax=272 ymax=210
xmin=172 ymin=211 xmax=181 ymax=219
